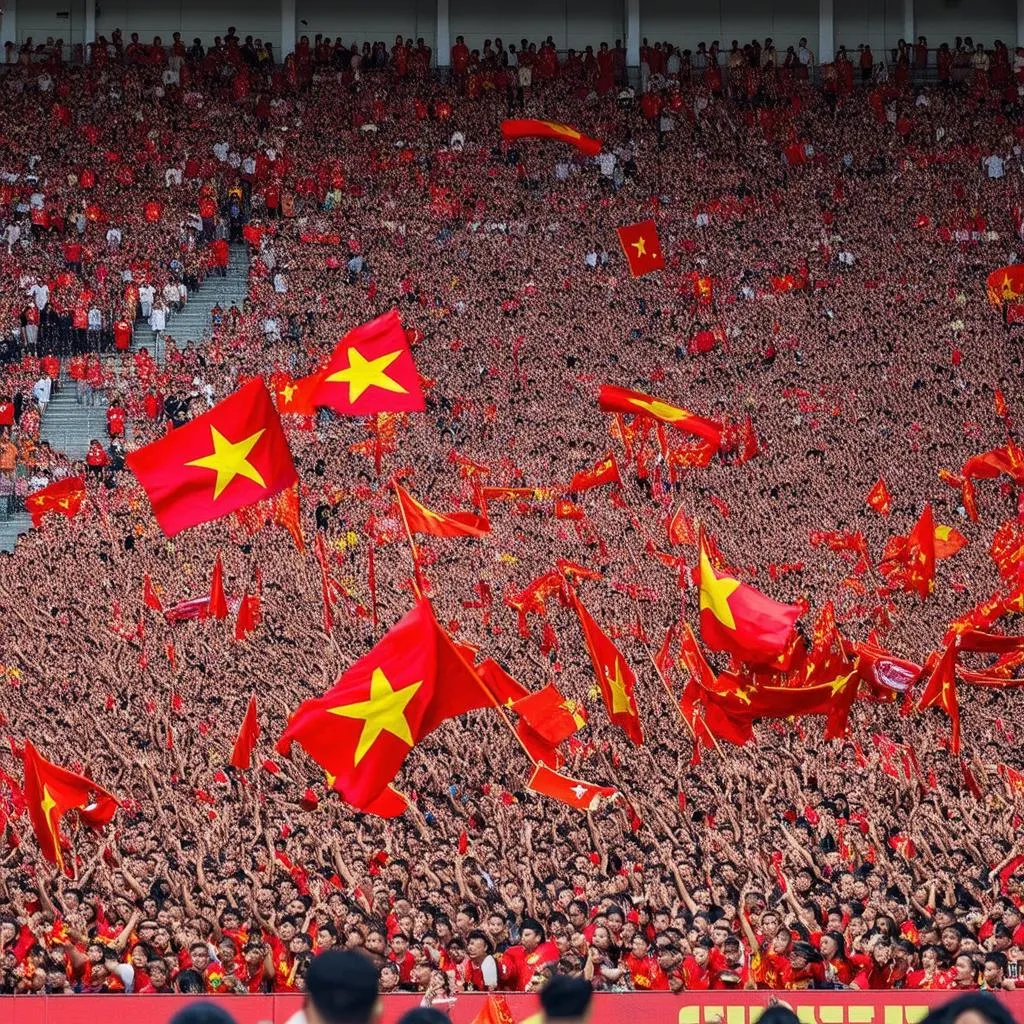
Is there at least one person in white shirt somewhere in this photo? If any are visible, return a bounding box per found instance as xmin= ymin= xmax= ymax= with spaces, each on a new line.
xmin=149 ymin=300 xmax=167 ymax=335
xmin=212 ymin=140 xmax=229 ymax=162
xmin=106 ymin=226 xmax=122 ymax=249
xmin=30 ymin=281 xmax=49 ymax=311
xmin=32 ymin=375 xmax=51 ymax=415
xmin=983 ymin=153 xmax=1005 ymax=178
xmin=273 ymin=271 xmax=288 ymax=293
xmin=138 ymin=282 xmax=156 ymax=319
xmin=164 ymin=166 xmax=183 ymax=186
xmin=5 ymin=221 xmax=20 ymax=252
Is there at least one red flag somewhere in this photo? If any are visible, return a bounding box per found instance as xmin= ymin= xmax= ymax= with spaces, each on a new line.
xmin=470 ymin=995 xmax=517 ymax=1024
xmin=866 ymin=478 xmax=892 ymax=516
xmin=207 ymin=553 xmax=228 ymax=620
xmin=986 ymin=264 xmax=1024 ymax=304
xmin=22 ymin=740 xmax=118 ymax=873
xmin=918 ymin=642 xmax=961 ymax=754
xmin=962 ymin=441 xmax=1024 ymax=486
xmin=500 ymin=118 xmax=602 ymax=157
xmin=276 ymin=369 xmax=326 ymax=416
xmin=395 ymin=483 xmax=490 ymax=539
xmin=277 ymin=601 xmax=493 ymax=809
xmin=476 ymin=658 xmax=531 ymax=708
xmin=234 ymin=593 xmax=261 ymax=641
xmin=554 ymin=498 xmax=585 ymax=520
xmin=961 ymin=758 xmax=983 ymax=799
xmin=126 ymin=378 xmax=298 ymax=536
xmin=143 ymin=574 xmax=163 ymax=613
xmin=933 ymin=524 xmax=968 ymax=560
xmin=569 ymin=590 xmax=643 ymax=744
xmin=904 ymin=504 xmax=936 ymax=599
xmin=230 ymin=696 xmax=261 ymax=770
xmin=616 ymin=220 xmax=665 ymax=278
xmin=526 ymin=764 xmax=617 ymax=811
xmin=698 ymin=532 xmax=801 ymax=664
xmin=26 ymin=475 xmax=86 ymax=529
xmin=599 ymin=385 xmax=723 ymax=448
xmin=516 ymin=719 xmax=565 ymax=769
xmin=512 ymin=684 xmax=588 ymax=745
xmin=273 ymin=483 xmax=305 ymax=553
xmin=668 ymin=505 xmax=696 ymax=546
xmin=568 ymin=452 xmax=621 ymax=492
xmin=309 ymin=310 xmax=425 ymax=416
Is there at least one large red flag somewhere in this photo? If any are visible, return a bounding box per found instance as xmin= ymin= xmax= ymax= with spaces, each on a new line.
xmin=526 ymin=764 xmax=618 ymax=811
xmin=126 ymin=378 xmax=297 ymax=536
xmin=230 ymin=696 xmax=261 ymax=770
xmin=598 ymin=385 xmax=723 ymax=448
xmin=394 ymin=483 xmax=490 ymax=539
xmin=569 ymin=590 xmax=643 ymax=744
xmin=568 ymin=452 xmax=621 ymax=493
xmin=500 ymin=118 xmax=602 ymax=157
xmin=866 ymin=478 xmax=892 ymax=515
xmin=309 ymin=310 xmax=425 ymax=416
xmin=698 ymin=532 xmax=801 ymax=664
xmin=277 ymin=601 xmax=493 ymax=809
xmin=904 ymin=504 xmax=936 ymax=599
xmin=22 ymin=741 xmax=118 ymax=873
xmin=615 ymin=220 xmax=665 ymax=278
xmin=962 ymin=441 xmax=1024 ymax=487
xmin=512 ymin=684 xmax=588 ymax=745
xmin=207 ymin=553 xmax=228 ymax=620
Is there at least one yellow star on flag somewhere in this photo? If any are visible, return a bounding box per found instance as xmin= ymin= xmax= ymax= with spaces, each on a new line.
xmin=40 ymin=785 xmax=64 ymax=869
xmin=631 ymin=236 xmax=648 ymax=258
xmin=281 ymin=383 xmax=297 ymax=404
xmin=828 ymin=672 xmax=854 ymax=697
xmin=605 ymin=661 xmax=633 ymax=715
xmin=699 ymin=546 xmax=741 ymax=630
xmin=328 ymin=667 xmax=422 ymax=765
xmin=327 ymin=347 xmax=408 ymax=404
xmin=626 ymin=396 xmax=690 ymax=422
xmin=732 ymin=685 xmax=752 ymax=705
xmin=186 ymin=427 xmax=267 ymax=500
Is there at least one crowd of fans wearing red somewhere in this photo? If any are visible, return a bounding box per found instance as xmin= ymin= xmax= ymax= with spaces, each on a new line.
xmin=1 ymin=19 xmax=1024 ymax=1002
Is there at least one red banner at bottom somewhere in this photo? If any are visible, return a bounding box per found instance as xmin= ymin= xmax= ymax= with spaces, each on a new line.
xmin=3 ymin=990 xmax=1024 ymax=1024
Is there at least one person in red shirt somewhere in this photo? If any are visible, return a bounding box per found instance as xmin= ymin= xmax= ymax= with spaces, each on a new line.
xmin=710 ymin=936 xmax=751 ymax=989
xmin=681 ymin=938 xmax=713 ymax=990
xmin=387 ymin=932 xmax=416 ymax=983
xmin=106 ymin=401 xmax=126 ymax=438
xmin=906 ymin=946 xmax=953 ymax=989
xmin=499 ymin=919 xmax=559 ymax=990
xmin=232 ymin=941 xmax=273 ymax=993
xmin=850 ymin=938 xmax=906 ymax=989
xmin=86 ymin=439 xmax=109 ymax=477
xmin=113 ymin=317 xmax=132 ymax=351
xmin=622 ymin=931 xmax=660 ymax=989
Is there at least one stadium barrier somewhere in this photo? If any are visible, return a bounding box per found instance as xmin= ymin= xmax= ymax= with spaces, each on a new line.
xmin=4 ymin=990 xmax=1024 ymax=1024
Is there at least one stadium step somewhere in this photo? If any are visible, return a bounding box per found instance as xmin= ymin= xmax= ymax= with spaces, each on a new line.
xmin=0 ymin=243 xmax=251 ymax=552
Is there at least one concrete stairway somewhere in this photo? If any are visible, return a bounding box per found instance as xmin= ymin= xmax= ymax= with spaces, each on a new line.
xmin=0 ymin=243 xmax=251 ymax=552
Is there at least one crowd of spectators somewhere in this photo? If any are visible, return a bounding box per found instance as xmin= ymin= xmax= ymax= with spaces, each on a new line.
xmin=1 ymin=20 xmax=1024 ymax=1002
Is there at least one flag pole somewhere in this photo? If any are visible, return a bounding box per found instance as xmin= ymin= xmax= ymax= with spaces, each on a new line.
xmin=391 ymin=480 xmax=423 ymax=599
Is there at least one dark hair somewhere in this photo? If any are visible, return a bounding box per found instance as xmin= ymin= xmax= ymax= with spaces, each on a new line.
xmin=540 ymin=975 xmax=593 ymax=1020
xmin=757 ymin=1008 xmax=801 ymax=1024
xmin=306 ymin=950 xmax=380 ymax=1024
xmin=174 ymin=969 xmax=205 ymax=994
xmin=168 ymin=1002 xmax=236 ymax=1024
xmin=918 ymin=994 xmax=1016 ymax=1024
xmin=396 ymin=1011 xmax=450 ymax=1024
xmin=521 ymin=918 xmax=545 ymax=940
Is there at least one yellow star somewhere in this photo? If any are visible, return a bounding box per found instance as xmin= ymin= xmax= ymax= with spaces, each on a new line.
xmin=732 ymin=685 xmax=752 ymax=705
xmin=827 ymin=672 xmax=854 ymax=697
xmin=561 ymin=699 xmax=587 ymax=729
xmin=631 ymin=236 xmax=648 ymax=258
xmin=41 ymin=786 xmax=65 ymax=870
xmin=605 ymin=661 xmax=633 ymax=715
xmin=548 ymin=123 xmax=582 ymax=140
xmin=699 ymin=546 xmax=741 ymax=630
xmin=626 ymin=397 xmax=690 ymax=422
xmin=325 ymin=770 xmax=336 ymax=789
xmin=185 ymin=427 xmax=267 ymax=500
xmin=328 ymin=667 xmax=422 ymax=765
xmin=281 ymin=383 xmax=297 ymax=404
xmin=326 ymin=347 xmax=407 ymax=404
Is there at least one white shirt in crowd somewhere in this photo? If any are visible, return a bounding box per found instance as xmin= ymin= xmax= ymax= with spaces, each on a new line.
xmin=165 ymin=167 xmax=183 ymax=186
xmin=983 ymin=154 xmax=1005 ymax=178
xmin=32 ymin=377 xmax=52 ymax=406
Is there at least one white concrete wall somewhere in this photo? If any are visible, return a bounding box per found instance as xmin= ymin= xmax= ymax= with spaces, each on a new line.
xmin=833 ymin=0 xmax=906 ymax=58
xmin=297 ymin=0 xmax=436 ymax=52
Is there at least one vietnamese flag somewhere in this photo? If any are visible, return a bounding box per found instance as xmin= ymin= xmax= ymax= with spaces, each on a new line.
xmin=934 ymin=524 xmax=967 ymax=560
xmin=568 ymin=452 xmax=621 ymax=492
xmin=512 ymin=684 xmax=588 ymax=745
xmin=599 ymin=385 xmax=723 ymax=448
xmin=143 ymin=574 xmax=164 ymax=613
xmin=309 ymin=310 xmax=425 ymax=417
xmin=962 ymin=441 xmax=1024 ymax=487
xmin=668 ymin=504 xmax=696 ymax=546
xmin=500 ymin=118 xmax=602 ymax=157
xmin=918 ymin=642 xmax=961 ymax=754
xmin=276 ymin=369 xmax=326 ymax=416
xmin=526 ymin=763 xmax=617 ymax=811
xmin=230 ymin=695 xmax=261 ymax=770
xmin=26 ymin=476 xmax=86 ymax=529
xmin=866 ymin=477 xmax=892 ymax=516
xmin=554 ymin=498 xmax=585 ymax=520
xmin=277 ymin=601 xmax=493 ymax=809
xmin=698 ymin=532 xmax=801 ymax=664
xmin=616 ymin=220 xmax=665 ymax=278
xmin=394 ymin=483 xmax=490 ymax=538
xmin=986 ymin=264 xmax=1024 ymax=304
xmin=476 ymin=658 xmax=530 ymax=708
xmin=126 ymin=378 xmax=297 ymax=536
xmin=569 ymin=590 xmax=643 ymax=744
xmin=904 ymin=504 xmax=936 ymax=599
xmin=22 ymin=740 xmax=118 ymax=873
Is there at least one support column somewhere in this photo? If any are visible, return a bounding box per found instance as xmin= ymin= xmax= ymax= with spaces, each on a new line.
xmin=1018 ymin=0 xmax=1023 ymax=50
xmin=818 ymin=0 xmax=834 ymax=65
xmin=625 ymin=0 xmax=640 ymax=68
xmin=902 ymin=0 xmax=914 ymax=45
xmin=281 ymin=0 xmax=296 ymax=59
xmin=436 ymin=0 xmax=450 ymax=68
xmin=2 ymin=0 xmax=18 ymax=53
xmin=85 ymin=0 xmax=96 ymax=63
